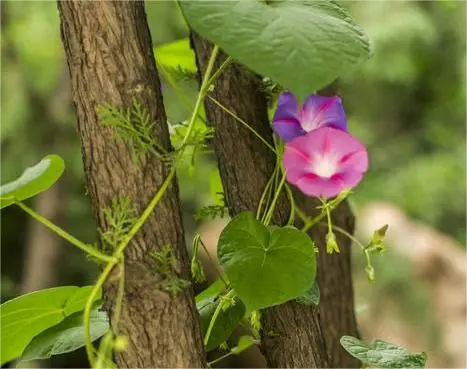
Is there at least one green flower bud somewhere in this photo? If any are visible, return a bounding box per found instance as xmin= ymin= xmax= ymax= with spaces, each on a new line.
xmin=114 ymin=335 xmax=129 ymax=352
xmin=191 ymin=258 xmax=206 ymax=284
xmin=250 ymin=310 xmax=262 ymax=331
xmin=326 ymin=232 xmax=340 ymax=254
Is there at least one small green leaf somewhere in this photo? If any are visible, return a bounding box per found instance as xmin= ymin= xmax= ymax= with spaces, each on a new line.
xmin=0 ymin=154 xmax=65 ymax=209
xmin=180 ymin=0 xmax=370 ymax=101
xmin=21 ymin=308 xmax=108 ymax=361
xmin=218 ymin=212 xmax=316 ymax=311
xmin=197 ymin=296 xmax=245 ymax=351
xmin=296 ymin=282 xmax=320 ymax=306
xmin=0 ymin=286 xmax=98 ymax=365
xmin=231 ymin=335 xmax=257 ymax=355
xmin=340 ymin=336 xmax=428 ymax=368
xmin=195 ymin=278 xmax=227 ymax=303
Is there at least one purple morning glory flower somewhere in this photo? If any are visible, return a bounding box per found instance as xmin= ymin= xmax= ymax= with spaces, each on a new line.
xmin=283 ymin=127 xmax=368 ymax=198
xmin=272 ymin=91 xmax=348 ymax=142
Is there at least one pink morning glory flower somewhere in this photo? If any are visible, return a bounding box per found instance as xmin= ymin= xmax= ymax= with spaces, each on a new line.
xmin=283 ymin=127 xmax=368 ymax=198
xmin=272 ymin=91 xmax=348 ymax=142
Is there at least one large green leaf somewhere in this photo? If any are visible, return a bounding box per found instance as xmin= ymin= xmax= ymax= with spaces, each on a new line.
xmin=197 ymin=296 xmax=245 ymax=351
xmin=21 ymin=308 xmax=108 ymax=361
xmin=340 ymin=336 xmax=428 ymax=368
xmin=180 ymin=0 xmax=370 ymax=101
xmin=217 ymin=212 xmax=316 ymax=311
xmin=0 ymin=286 xmax=99 ymax=365
xmin=0 ymin=154 xmax=65 ymax=209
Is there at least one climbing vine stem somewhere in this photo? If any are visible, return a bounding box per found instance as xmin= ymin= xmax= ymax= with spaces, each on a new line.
xmin=83 ymin=45 xmax=221 ymax=367
xmin=15 ymin=201 xmax=116 ymax=264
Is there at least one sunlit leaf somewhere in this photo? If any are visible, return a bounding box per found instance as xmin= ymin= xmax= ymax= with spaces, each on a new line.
xmin=181 ymin=0 xmax=370 ymax=101
xmin=154 ymin=38 xmax=197 ymax=74
xmin=0 ymin=286 xmax=99 ymax=365
xmin=340 ymin=336 xmax=428 ymax=368
xmin=0 ymin=154 xmax=65 ymax=209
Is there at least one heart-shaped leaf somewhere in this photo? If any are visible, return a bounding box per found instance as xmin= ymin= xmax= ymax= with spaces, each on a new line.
xmin=21 ymin=308 xmax=108 ymax=361
xmin=181 ymin=0 xmax=370 ymax=102
xmin=197 ymin=296 xmax=245 ymax=351
xmin=340 ymin=336 xmax=428 ymax=368
xmin=218 ymin=212 xmax=316 ymax=311
xmin=0 ymin=154 xmax=65 ymax=209
xmin=0 ymin=286 xmax=99 ymax=365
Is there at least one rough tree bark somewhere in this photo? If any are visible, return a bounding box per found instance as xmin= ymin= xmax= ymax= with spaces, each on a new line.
xmin=58 ymin=2 xmax=205 ymax=367
xmin=192 ymin=35 xmax=359 ymax=368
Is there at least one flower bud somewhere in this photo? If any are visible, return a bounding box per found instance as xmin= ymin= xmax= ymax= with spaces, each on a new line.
xmin=365 ymin=264 xmax=375 ymax=282
xmin=114 ymin=335 xmax=129 ymax=352
xmin=191 ymin=258 xmax=206 ymax=284
xmin=368 ymin=224 xmax=389 ymax=253
xmin=250 ymin=310 xmax=262 ymax=331
xmin=326 ymin=232 xmax=340 ymax=254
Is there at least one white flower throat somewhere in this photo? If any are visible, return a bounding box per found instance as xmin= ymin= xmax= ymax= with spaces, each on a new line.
xmin=312 ymin=154 xmax=338 ymax=178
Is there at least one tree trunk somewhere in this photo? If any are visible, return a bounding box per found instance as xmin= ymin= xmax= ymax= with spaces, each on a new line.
xmin=58 ymin=2 xmax=205 ymax=367
xmin=191 ymin=35 xmax=359 ymax=368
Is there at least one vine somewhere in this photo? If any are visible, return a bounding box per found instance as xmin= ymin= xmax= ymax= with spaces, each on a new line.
xmin=0 ymin=1 xmax=429 ymax=367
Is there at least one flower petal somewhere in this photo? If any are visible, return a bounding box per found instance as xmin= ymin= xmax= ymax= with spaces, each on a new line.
xmin=295 ymin=175 xmax=344 ymax=198
xmin=284 ymin=144 xmax=312 ymax=183
xmin=273 ymin=118 xmax=305 ymax=142
xmin=338 ymin=149 xmax=368 ymax=173
xmin=301 ymin=95 xmax=347 ymax=132
xmin=283 ymin=127 xmax=368 ymax=199
xmin=273 ymin=91 xmax=300 ymax=121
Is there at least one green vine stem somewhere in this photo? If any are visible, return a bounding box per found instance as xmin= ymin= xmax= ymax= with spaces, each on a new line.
xmin=15 ymin=201 xmax=116 ymax=264
xmin=262 ymin=171 xmax=287 ymax=227
xmin=207 ymin=95 xmax=276 ymax=153
xmin=204 ymin=290 xmax=235 ymax=347
xmin=83 ymin=45 xmax=221 ymax=367
xmin=284 ymin=183 xmax=295 ymax=226
xmin=113 ymin=257 xmax=125 ymax=332
xmin=256 ymin=165 xmax=278 ymax=221
xmin=84 ymin=259 xmax=116 ymax=365
xmin=205 ymin=56 xmax=232 ymax=88
xmin=299 ymin=189 xmax=351 ymax=232
xmin=197 ymin=235 xmax=230 ymax=287
xmin=326 ymin=222 xmax=375 ymax=280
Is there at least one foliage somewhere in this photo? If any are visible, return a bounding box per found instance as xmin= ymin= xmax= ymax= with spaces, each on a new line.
xmin=218 ymin=212 xmax=316 ymax=312
xmin=97 ymin=100 xmax=167 ymax=161
xmin=180 ymin=0 xmax=370 ymax=101
xmin=0 ymin=154 xmax=64 ymax=209
xmin=340 ymin=336 xmax=428 ymax=368
xmin=150 ymin=244 xmax=190 ymax=295
xmin=21 ymin=308 xmax=108 ymax=362
xmin=197 ymin=295 xmax=245 ymax=351
xmin=100 ymin=198 xmax=138 ymax=251
xmin=155 ymin=38 xmax=198 ymax=80
xmin=1 ymin=0 xmax=453 ymax=367
xmin=0 ymin=286 xmax=99 ymax=365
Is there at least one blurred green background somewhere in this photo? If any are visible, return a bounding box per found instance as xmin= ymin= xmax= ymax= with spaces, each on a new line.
xmin=1 ymin=1 xmax=465 ymax=368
